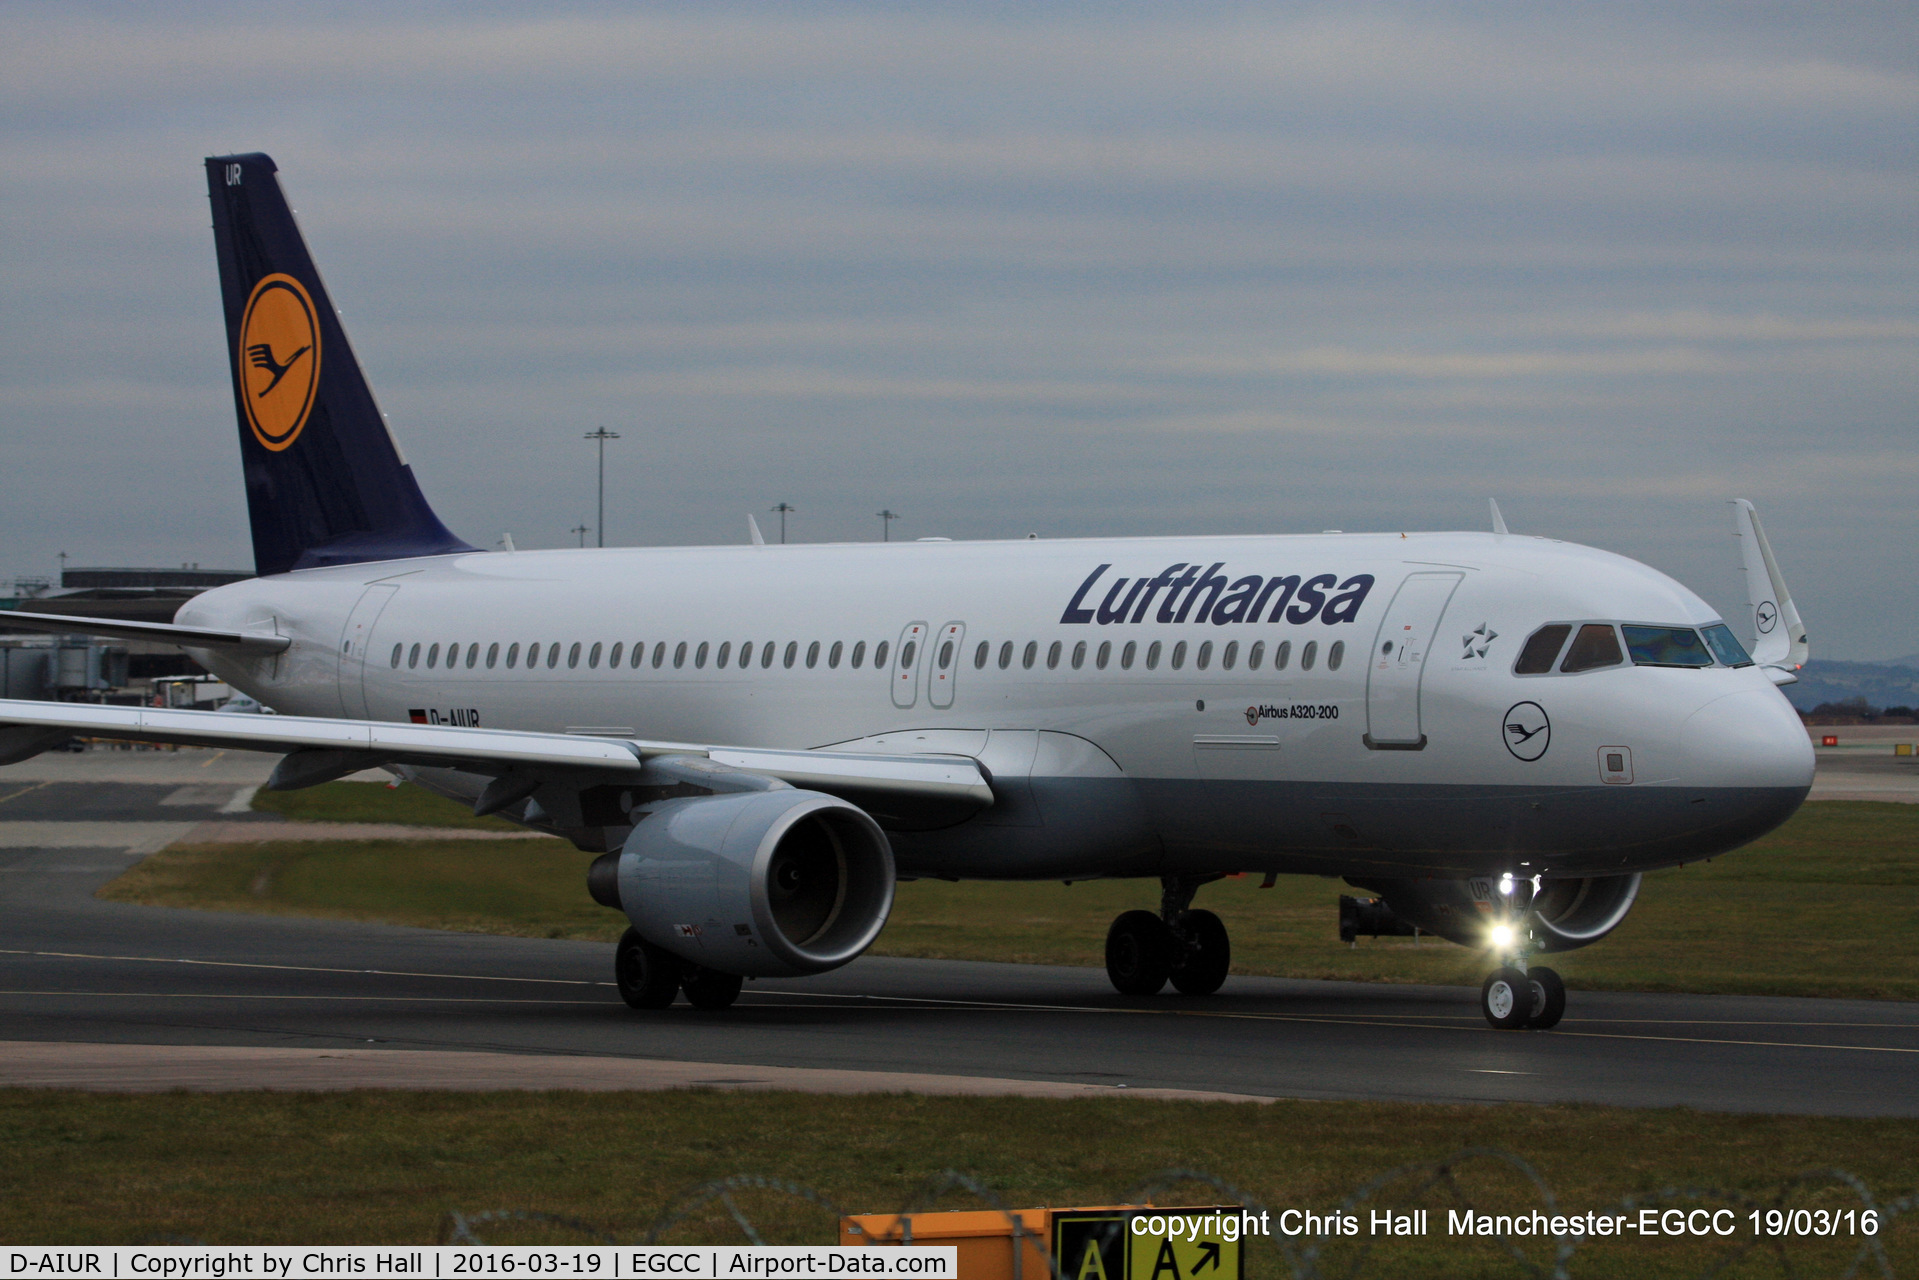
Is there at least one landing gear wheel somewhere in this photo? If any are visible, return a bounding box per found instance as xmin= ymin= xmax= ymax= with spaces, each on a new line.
xmin=681 ymin=965 xmax=744 ymax=1011
xmin=614 ymin=927 xmax=681 ymax=1010
xmin=1523 ymin=966 xmax=1565 ymax=1030
xmin=1105 ymin=910 xmax=1173 ymax=995
xmin=1481 ymin=967 xmax=1532 ymax=1030
xmin=1168 ymin=909 xmax=1231 ymax=996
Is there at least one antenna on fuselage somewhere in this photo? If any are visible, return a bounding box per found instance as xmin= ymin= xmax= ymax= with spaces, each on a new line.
xmin=1489 ymin=499 xmax=1510 ymax=536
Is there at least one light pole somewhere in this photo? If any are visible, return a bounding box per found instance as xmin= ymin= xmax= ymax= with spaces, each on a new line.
xmin=770 ymin=502 xmax=795 ymax=544
xmin=584 ymin=427 xmax=620 ymax=548
xmin=571 ymin=523 xmax=590 ymax=548
xmin=878 ymin=509 xmax=899 ymax=541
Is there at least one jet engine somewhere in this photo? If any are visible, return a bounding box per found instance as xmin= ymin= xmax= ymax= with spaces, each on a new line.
xmin=587 ymin=790 xmax=894 ymax=978
xmin=1343 ymin=872 xmax=1642 ymax=953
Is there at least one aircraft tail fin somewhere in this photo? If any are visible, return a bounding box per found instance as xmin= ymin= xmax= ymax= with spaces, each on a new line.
xmin=1730 ymin=499 xmax=1808 ymax=670
xmin=205 ymin=153 xmax=473 ymax=576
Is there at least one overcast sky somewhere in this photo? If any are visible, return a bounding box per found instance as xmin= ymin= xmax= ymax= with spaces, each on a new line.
xmin=2 ymin=2 xmax=1913 ymax=658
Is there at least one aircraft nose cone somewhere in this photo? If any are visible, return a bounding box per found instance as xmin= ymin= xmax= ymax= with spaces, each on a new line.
xmin=1680 ymin=686 xmax=1814 ymax=792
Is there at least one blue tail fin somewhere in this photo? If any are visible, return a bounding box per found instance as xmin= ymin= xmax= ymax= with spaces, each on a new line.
xmin=205 ymin=153 xmax=473 ymax=576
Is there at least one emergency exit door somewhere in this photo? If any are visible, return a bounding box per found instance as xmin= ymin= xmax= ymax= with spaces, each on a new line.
xmin=1364 ymin=572 xmax=1463 ymax=749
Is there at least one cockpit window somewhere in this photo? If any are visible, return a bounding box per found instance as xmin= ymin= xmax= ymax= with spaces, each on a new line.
xmin=1622 ymin=625 xmax=1713 ymax=668
xmin=1514 ymin=625 xmax=1571 ymax=674
xmin=1701 ymin=623 xmax=1754 ymax=668
xmin=1559 ymin=623 xmax=1624 ymax=673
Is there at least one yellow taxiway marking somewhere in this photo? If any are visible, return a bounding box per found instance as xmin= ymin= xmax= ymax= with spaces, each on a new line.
xmin=0 ymin=948 xmax=609 ymax=986
xmin=0 ymin=782 xmax=51 ymax=808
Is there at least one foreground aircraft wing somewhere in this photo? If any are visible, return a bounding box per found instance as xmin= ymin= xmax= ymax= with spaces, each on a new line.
xmin=0 ymin=700 xmax=993 ymax=809
xmin=1730 ymin=499 xmax=1810 ymax=681
xmin=0 ymin=611 xmax=290 ymax=654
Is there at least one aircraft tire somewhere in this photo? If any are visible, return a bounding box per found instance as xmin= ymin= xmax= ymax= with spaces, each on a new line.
xmin=681 ymin=965 xmax=744 ymax=1010
xmin=1168 ymin=909 xmax=1231 ymax=996
xmin=615 ymin=927 xmax=681 ymax=1010
xmin=1523 ymin=966 xmax=1566 ymax=1030
xmin=1481 ymin=967 xmax=1532 ymax=1030
xmin=1106 ymin=910 xmax=1173 ymax=996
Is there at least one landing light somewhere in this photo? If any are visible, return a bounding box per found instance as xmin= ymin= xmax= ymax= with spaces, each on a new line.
xmin=1498 ymin=872 xmax=1515 ymax=897
xmin=1488 ymin=924 xmax=1516 ymax=950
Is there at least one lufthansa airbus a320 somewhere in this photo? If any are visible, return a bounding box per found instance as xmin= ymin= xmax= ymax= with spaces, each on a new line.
xmin=0 ymin=153 xmax=1815 ymax=1030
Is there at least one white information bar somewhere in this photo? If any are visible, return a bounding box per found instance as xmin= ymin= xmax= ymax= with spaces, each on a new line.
xmin=2 ymin=1247 xmax=957 ymax=1279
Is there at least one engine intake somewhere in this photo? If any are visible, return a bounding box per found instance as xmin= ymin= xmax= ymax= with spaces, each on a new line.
xmin=591 ymin=790 xmax=894 ymax=978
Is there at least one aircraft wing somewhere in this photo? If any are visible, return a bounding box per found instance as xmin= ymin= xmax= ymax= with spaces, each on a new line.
xmin=0 ymin=699 xmax=994 ymax=809
xmin=0 ymin=611 xmax=290 ymax=654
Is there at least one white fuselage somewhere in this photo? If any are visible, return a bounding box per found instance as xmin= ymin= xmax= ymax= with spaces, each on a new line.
xmin=180 ymin=530 xmax=1813 ymax=882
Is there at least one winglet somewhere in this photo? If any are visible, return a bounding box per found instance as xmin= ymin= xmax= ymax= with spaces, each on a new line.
xmin=1730 ymin=499 xmax=1809 ymax=670
xmin=748 ymin=514 xmax=766 ymax=546
xmin=1489 ymin=498 xmax=1510 ymax=536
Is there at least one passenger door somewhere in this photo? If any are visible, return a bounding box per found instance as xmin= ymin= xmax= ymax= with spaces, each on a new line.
xmin=335 ymin=584 xmax=399 ymax=718
xmin=1364 ymin=572 xmax=1463 ymax=749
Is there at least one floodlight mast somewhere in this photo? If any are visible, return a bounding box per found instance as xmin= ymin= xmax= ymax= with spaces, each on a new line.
xmin=584 ymin=427 xmax=620 ymax=548
xmin=770 ymin=502 xmax=796 ymax=544
xmin=878 ymin=509 xmax=899 ymax=542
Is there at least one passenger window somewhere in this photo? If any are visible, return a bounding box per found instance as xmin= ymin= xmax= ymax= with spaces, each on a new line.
xmin=587 ymin=642 xmax=602 ymax=669
xmin=673 ymin=642 xmax=687 ymax=669
xmin=630 ymin=643 xmax=644 ymax=669
xmin=716 ymin=641 xmax=732 ymax=668
xmin=390 ymin=644 xmax=402 ymax=669
xmin=939 ymin=640 xmax=955 ymax=669
xmin=1222 ymin=641 xmax=1238 ymax=671
xmin=1195 ymin=641 xmax=1212 ymax=671
xmin=607 ymin=642 xmax=622 ymax=668
xmin=1096 ymin=640 xmax=1111 ymax=670
xmin=1560 ymin=624 xmax=1624 ymax=673
xmin=973 ymin=641 xmax=988 ymax=670
xmin=851 ymin=641 xmax=867 ymax=668
xmin=408 ymin=643 xmax=421 ymax=669
xmin=829 ymin=641 xmax=844 ymax=670
xmin=1515 ymin=625 xmax=1572 ymax=675
xmin=1248 ymin=640 xmax=1264 ymax=670
xmin=874 ymin=641 xmax=889 ymax=668
xmin=1120 ymin=640 xmax=1136 ymax=669
xmin=653 ymin=642 xmax=667 ymax=669
xmin=1273 ymin=640 xmax=1290 ymax=670
xmin=898 ymin=640 xmax=915 ymax=669
xmin=1301 ymin=641 xmax=1317 ymax=671
xmin=739 ymin=642 xmax=754 ymax=669
xmin=1622 ymin=626 xmax=1713 ymax=668
xmin=486 ymin=642 xmax=500 ymax=669
xmin=1071 ymin=641 xmax=1086 ymax=670
xmin=568 ymin=642 xmax=582 ymax=669
xmin=1170 ymin=641 xmax=1187 ymax=670
xmin=1046 ymin=641 xmax=1062 ymax=670
xmin=505 ymin=643 xmax=519 ymax=669
xmin=547 ymin=644 xmax=561 ymax=669
xmin=1146 ymin=641 xmax=1162 ymax=670
xmin=784 ymin=641 xmax=798 ymax=669
xmin=1328 ymin=640 xmax=1344 ymax=672
xmin=806 ymin=641 xmax=821 ymax=669
xmin=426 ymin=643 xmax=439 ymax=669
xmin=998 ymin=641 xmax=1013 ymax=670
xmin=695 ymin=641 xmax=710 ymax=669
xmin=1022 ymin=641 xmax=1037 ymax=670
xmin=466 ymin=644 xmax=480 ymax=669
xmin=761 ymin=642 xmax=776 ymax=669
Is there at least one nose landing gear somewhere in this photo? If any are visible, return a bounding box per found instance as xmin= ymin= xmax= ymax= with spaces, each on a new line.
xmin=1104 ymin=876 xmax=1231 ymax=996
xmin=1479 ymin=873 xmax=1567 ymax=1030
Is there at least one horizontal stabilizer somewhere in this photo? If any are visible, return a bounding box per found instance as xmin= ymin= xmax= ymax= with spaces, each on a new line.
xmin=1729 ymin=499 xmax=1809 ymax=670
xmin=0 ymin=611 xmax=290 ymax=653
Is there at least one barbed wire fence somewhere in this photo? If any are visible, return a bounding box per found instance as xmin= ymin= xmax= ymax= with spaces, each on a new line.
xmin=439 ymin=1149 xmax=1916 ymax=1279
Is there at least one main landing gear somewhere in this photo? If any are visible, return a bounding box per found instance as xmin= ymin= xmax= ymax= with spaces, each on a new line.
xmin=1479 ymin=873 xmax=1566 ymax=1031
xmin=1104 ymin=876 xmax=1231 ymax=997
xmin=615 ymin=927 xmax=744 ymax=1011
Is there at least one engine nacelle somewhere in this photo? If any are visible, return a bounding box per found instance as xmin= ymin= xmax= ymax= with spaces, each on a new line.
xmin=588 ymin=790 xmax=895 ymax=978
xmin=1345 ymin=872 xmax=1642 ymax=953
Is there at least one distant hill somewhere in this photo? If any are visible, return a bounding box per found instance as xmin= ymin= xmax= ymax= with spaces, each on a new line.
xmin=1783 ymin=659 xmax=1919 ymax=714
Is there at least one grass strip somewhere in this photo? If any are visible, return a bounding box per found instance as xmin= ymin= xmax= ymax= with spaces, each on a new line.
xmin=102 ymin=803 xmax=1919 ymax=1000
xmin=1 ymin=1090 xmax=1912 ymax=1276
xmin=249 ymin=780 xmax=522 ymax=831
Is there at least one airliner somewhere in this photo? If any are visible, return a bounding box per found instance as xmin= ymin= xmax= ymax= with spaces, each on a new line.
xmin=0 ymin=153 xmax=1816 ymax=1031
